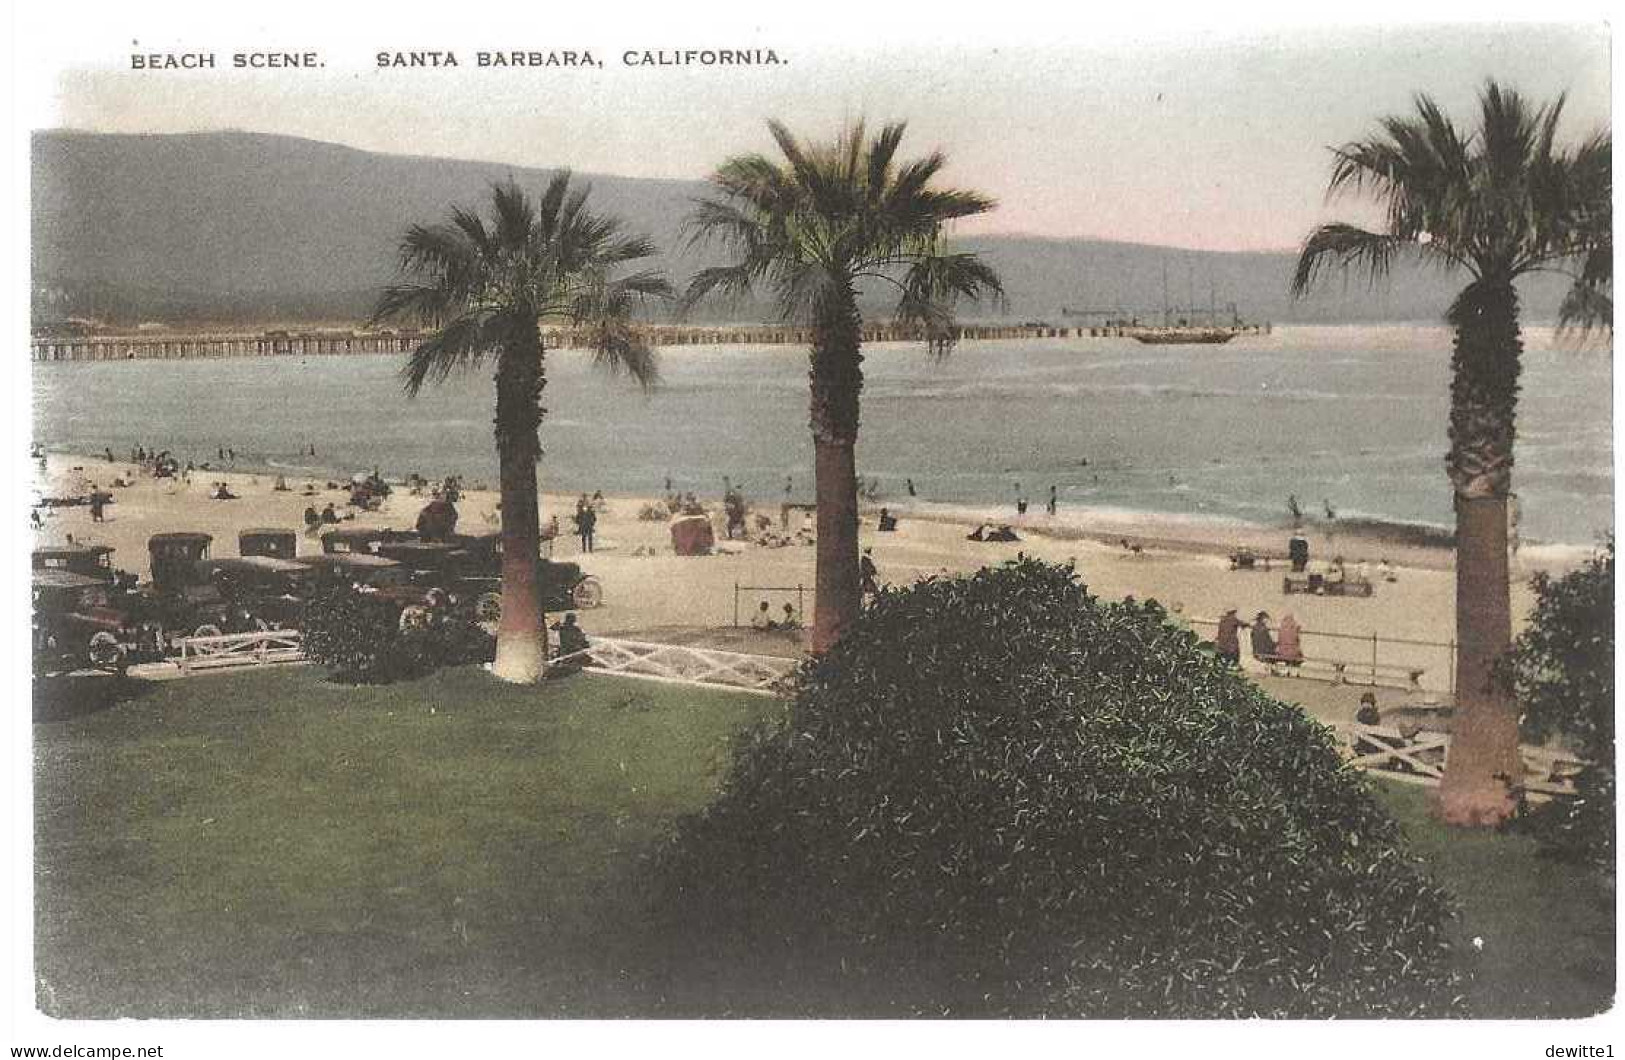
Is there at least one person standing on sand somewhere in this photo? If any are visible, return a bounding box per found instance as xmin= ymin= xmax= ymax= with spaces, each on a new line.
xmin=860 ymin=549 xmax=879 ymax=596
xmin=1047 ymin=484 xmax=1058 ymax=516
xmin=1214 ymin=608 xmax=1243 ymax=666
xmin=577 ymin=503 xmax=597 ymax=553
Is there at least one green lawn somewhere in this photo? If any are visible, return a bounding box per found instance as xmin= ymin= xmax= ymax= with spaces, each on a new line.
xmin=1368 ymin=780 xmax=1615 ymax=1018
xmin=34 ymin=666 xmax=777 ymax=1017
xmin=33 ymin=668 xmax=1613 ymax=1018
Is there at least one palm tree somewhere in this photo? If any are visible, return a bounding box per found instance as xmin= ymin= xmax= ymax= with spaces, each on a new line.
xmin=685 ymin=120 xmax=1004 ymax=652
xmin=374 ymin=175 xmax=671 ymax=682
xmin=1292 ymin=82 xmax=1611 ymax=825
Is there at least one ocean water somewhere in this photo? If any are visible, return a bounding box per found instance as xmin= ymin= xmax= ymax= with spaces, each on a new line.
xmin=31 ymin=325 xmax=1613 ymax=547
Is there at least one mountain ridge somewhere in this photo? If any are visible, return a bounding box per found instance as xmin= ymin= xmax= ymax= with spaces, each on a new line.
xmin=31 ymin=129 xmax=1574 ymax=327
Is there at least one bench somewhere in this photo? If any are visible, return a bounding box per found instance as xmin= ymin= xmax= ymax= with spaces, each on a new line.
xmin=1264 ymin=655 xmax=1425 ymax=691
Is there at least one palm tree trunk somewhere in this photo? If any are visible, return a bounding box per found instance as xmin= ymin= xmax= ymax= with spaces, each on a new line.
xmin=808 ymin=285 xmax=864 ymax=654
xmin=1436 ymin=280 xmax=1523 ymax=826
xmin=490 ymin=328 xmax=548 ymax=683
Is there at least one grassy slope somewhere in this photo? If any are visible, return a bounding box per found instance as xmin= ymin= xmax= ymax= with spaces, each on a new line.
xmin=34 ymin=667 xmax=777 ymax=1017
xmin=1369 ymin=780 xmax=1615 ymax=1018
xmin=34 ymin=669 xmax=1613 ymax=1018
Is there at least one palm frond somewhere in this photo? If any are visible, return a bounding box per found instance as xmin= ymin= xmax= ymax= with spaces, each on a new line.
xmin=400 ymin=311 xmax=506 ymax=396
xmin=1556 ymin=279 xmax=1613 ymax=336
xmin=894 ymin=251 xmax=1007 ymax=355
xmin=490 ymin=177 xmax=538 ymax=252
xmin=534 ymin=170 xmax=573 ymax=243
xmin=1291 ymin=223 xmax=1417 ymax=296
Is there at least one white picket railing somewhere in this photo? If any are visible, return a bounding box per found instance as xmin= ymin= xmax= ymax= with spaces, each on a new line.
xmin=1335 ymin=722 xmax=1583 ymax=801
xmin=554 ymin=637 xmax=799 ymax=696
xmin=176 ymin=629 xmax=305 ymax=673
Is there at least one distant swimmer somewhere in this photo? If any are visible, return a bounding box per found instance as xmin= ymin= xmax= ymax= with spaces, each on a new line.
xmin=1323 ymin=498 xmax=1337 ymax=521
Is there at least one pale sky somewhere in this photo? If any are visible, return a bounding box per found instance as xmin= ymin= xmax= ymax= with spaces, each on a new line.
xmin=17 ymin=7 xmax=1615 ymax=252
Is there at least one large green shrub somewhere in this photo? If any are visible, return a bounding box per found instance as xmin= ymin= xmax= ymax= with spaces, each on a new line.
xmin=1507 ymin=539 xmax=1614 ymax=871
xmin=300 ymin=585 xmax=494 ymax=683
xmin=652 ymin=557 xmax=1464 ymax=1017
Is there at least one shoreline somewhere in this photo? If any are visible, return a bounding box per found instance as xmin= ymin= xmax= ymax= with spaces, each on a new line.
xmin=37 ymin=450 xmax=1599 ymax=574
xmin=32 ymin=449 xmax=1596 ymax=698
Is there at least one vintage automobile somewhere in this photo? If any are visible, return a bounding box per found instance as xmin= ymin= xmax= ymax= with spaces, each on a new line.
xmin=202 ymin=556 xmax=317 ymax=629
xmin=320 ymin=527 xmax=393 ymax=555
xmin=32 ymin=543 xmax=118 ymax=583
xmin=444 ymin=532 xmax=602 ymax=617
xmin=298 ymin=551 xmax=453 ymax=630
xmin=143 ymin=532 xmax=258 ymax=637
xmin=239 ymin=528 xmax=299 ymax=560
xmin=31 ymin=570 xmax=159 ymax=675
xmin=299 ymin=551 xmax=415 ymax=588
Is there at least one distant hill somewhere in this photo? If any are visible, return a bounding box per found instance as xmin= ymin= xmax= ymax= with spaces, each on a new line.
xmin=31 ymin=129 xmax=1574 ymax=328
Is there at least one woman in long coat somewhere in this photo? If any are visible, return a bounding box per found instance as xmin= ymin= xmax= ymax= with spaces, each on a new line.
xmin=1214 ymin=608 xmax=1243 ymax=665
xmin=1275 ymin=613 xmax=1305 ymax=665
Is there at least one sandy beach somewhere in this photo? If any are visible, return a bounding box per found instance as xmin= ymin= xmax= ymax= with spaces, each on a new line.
xmin=33 ymin=451 xmax=1582 ymax=712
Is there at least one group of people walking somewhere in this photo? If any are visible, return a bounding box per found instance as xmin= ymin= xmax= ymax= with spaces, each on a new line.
xmin=1213 ymin=608 xmax=1304 ymax=668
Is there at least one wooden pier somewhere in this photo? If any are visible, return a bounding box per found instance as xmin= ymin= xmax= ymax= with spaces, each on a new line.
xmin=30 ymin=320 xmax=1269 ymax=362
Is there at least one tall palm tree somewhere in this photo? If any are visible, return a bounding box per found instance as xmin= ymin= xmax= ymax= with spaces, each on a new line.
xmin=374 ymin=175 xmax=671 ymax=682
xmin=685 ymin=120 xmax=1004 ymax=652
xmin=1292 ymin=82 xmax=1611 ymax=825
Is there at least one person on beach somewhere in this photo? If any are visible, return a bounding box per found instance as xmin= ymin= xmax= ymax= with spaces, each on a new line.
xmin=1214 ymin=608 xmax=1243 ymax=666
xmin=1275 ymin=613 xmax=1304 ymax=666
xmin=907 ymin=478 xmax=917 ymax=497
xmin=551 ymin=613 xmax=591 ymax=674
xmin=751 ymin=601 xmax=774 ymax=631
xmin=1250 ymin=611 xmax=1276 ymax=660
xmin=321 ymin=503 xmax=339 ymax=524
xmin=779 ymin=602 xmax=799 ymax=631
xmin=1047 ymin=484 xmax=1058 ymax=516
xmin=877 ymin=507 xmax=898 ymax=532
xmin=89 ymin=491 xmax=106 ymax=523
xmin=1355 ymin=692 xmax=1381 ymax=727
xmin=860 ymin=549 xmax=879 ymax=596
xmin=304 ymin=506 xmax=321 ymax=535
xmin=577 ymin=504 xmax=597 ymax=553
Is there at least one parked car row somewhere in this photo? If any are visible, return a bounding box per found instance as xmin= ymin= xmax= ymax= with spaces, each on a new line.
xmin=31 ymin=526 xmax=603 ymax=676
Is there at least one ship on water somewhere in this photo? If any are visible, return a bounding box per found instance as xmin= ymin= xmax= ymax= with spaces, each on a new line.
xmin=1122 ymin=323 xmax=1240 ymax=345
xmin=1063 ymin=264 xmax=1268 ymax=344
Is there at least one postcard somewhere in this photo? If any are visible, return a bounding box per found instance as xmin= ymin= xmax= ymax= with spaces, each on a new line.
xmin=10 ymin=3 xmax=1616 ymax=1057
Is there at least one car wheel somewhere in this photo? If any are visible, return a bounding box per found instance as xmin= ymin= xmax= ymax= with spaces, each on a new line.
xmin=88 ymin=631 xmax=125 ymax=672
xmin=399 ymin=605 xmax=432 ymax=632
xmin=475 ymin=592 xmax=502 ymax=624
xmin=571 ymin=578 xmax=603 ymax=609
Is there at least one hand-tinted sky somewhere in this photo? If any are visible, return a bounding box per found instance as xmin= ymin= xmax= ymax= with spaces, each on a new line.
xmin=20 ymin=6 xmax=1612 ymax=252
